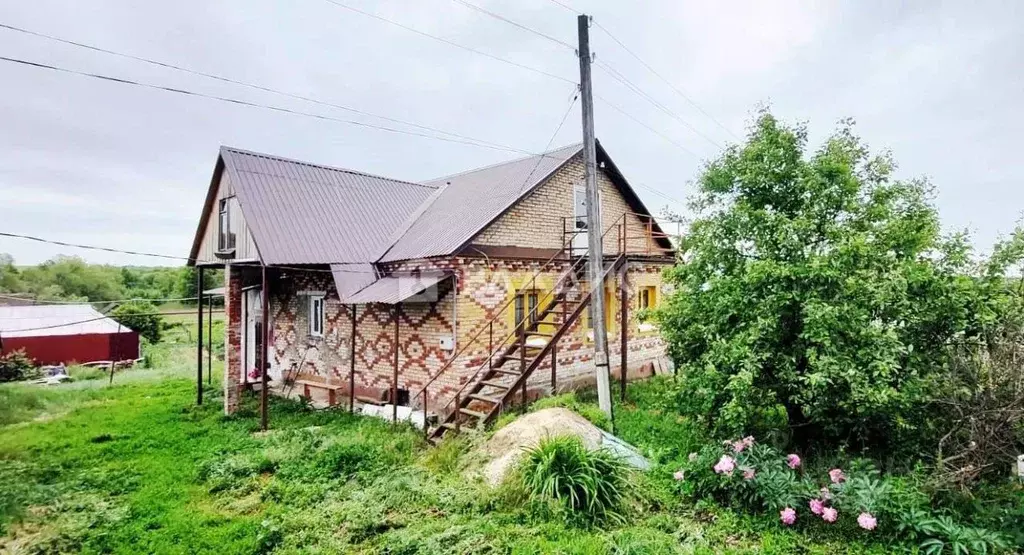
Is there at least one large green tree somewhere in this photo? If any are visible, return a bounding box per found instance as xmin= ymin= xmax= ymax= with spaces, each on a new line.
xmin=659 ymin=112 xmax=980 ymax=449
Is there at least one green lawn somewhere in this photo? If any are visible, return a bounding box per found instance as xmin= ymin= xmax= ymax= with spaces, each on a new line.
xmin=0 ymin=342 xmax=895 ymax=554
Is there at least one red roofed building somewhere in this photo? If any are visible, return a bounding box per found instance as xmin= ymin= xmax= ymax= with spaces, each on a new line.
xmin=0 ymin=305 xmax=140 ymax=366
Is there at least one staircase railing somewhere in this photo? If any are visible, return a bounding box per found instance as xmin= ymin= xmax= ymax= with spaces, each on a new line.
xmin=418 ymin=212 xmax=633 ymax=436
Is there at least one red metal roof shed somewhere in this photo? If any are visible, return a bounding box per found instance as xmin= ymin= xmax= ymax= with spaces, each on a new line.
xmin=0 ymin=305 xmax=140 ymax=365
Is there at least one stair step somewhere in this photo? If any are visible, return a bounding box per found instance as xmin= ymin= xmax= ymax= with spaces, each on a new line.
xmin=468 ymin=393 xmax=502 ymax=404
xmin=524 ymin=330 xmax=553 ymax=337
xmin=460 ymin=407 xmax=487 ymax=419
xmin=490 ymin=367 xmax=521 ymax=376
xmin=479 ymin=379 xmax=510 ymax=389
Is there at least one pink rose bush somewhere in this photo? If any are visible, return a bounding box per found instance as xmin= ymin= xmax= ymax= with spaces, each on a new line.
xmin=677 ymin=436 xmax=895 ymax=534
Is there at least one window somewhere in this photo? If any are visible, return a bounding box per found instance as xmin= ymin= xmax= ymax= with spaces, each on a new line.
xmin=217 ymin=198 xmax=236 ymax=251
xmin=514 ymin=290 xmax=539 ymax=330
xmin=638 ymin=286 xmax=657 ymax=310
xmin=308 ymin=295 xmax=325 ymax=337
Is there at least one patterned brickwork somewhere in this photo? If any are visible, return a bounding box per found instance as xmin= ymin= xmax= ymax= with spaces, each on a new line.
xmin=472 ymin=154 xmax=656 ymax=255
xmin=229 ymin=257 xmax=671 ymax=414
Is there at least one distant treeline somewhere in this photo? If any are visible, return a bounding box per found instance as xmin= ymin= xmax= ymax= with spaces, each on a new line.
xmin=0 ymin=253 xmax=222 ymax=304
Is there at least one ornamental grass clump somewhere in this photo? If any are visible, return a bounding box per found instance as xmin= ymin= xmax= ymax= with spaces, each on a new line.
xmin=518 ymin=435 xmax=630 ymax=523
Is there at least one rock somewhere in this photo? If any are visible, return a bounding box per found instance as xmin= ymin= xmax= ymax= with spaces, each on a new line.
xmin=479 ymin=407 xmax=649 ymax=486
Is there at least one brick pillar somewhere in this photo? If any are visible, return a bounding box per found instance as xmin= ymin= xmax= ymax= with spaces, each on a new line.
xmin=224 ymin=264 xmax=243 ymax=415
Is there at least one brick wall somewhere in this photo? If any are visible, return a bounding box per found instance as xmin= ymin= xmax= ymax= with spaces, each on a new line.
xmin=223 ymin=264 xmax=243 ymax=414
xmin=233 ymin=253 xmax=672 ymax=417
xmin=472 ymin=153 xmax=657 ymax=255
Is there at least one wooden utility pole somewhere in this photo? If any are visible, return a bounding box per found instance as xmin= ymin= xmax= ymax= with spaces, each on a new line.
xmin=578 ymin=14 xmax=612 ymax=418
xmin=196 ymin=266 xmax=204 ymax=405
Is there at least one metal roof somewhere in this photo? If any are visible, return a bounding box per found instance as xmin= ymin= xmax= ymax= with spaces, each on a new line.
xmin=221 ymin=147 xmax=439 ymax=265
xmin=330 ymin=263 xmax=378 ymax=302
xmin=0 ymin=305 xmax=133 ymax=338
xmin=379 ymin=143 xmax=582 ymax=262
xmin=345 ymin=271 xmax=452 ymax=305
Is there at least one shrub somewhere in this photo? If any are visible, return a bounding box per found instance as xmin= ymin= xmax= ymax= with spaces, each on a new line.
xmin=0 ymin=349 xmax=36 ymax=382
xmin=673 ymin=436 xmax=1013 ymax=553
xmin=657 ymin=112 xmax=1005 ymax=452
xmin=111 ymin=301 xmax=161 ymax=343
xmin=518 ymin=435 xmax=630 ymax=523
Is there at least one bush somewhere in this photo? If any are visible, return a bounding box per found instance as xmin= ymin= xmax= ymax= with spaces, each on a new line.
xmin=518 ymin=435 xmax=630 ymax=523
xmin=672 ymin=436 xmax=1013 ymax=553
xmin=658 ymin=111 xmax=1023 ymax=455
xmin=111 ymin=301 xmax=161 ymax=343
xmin=0 ymin=349 xmax=36 ymax=382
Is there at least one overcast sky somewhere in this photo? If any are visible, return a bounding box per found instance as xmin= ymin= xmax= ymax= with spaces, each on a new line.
xmin=0 ymin=0 xmax=1020 ymax=266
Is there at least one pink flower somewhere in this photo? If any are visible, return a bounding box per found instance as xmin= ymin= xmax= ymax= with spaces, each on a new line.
xmin=688 ymin=452 xmax=698 ymax=462
xmin=809 ymin=499 xmax=824 ymax=515
xmin=742 ymin=467 xmax=756 ymax=480
xmin=742 ymin=436 xmax=755 ymax=448
xmin=822 ymin=507 xmax=838 ymax=523
xmin=786 ymin=454 xmax=802 ymax=469
xmin=731 ymin=439 xmax=747 ymax=453
xmin=673 ymin=470 xmax=685 ymax=481
xmin=829 ymin=468 xmax=846 ymax=484
xmin=780 ymin=507 xmax=797 ymax=525
xmin=713 ymin=455 xmax=736 ymax=476
xmin=857 ymin=512 xmax=877 ymax=531
xmin=819 ymin=486 xmax=832 ymax=501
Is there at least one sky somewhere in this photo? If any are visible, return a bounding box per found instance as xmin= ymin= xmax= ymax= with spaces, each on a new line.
xmin=0 ymin=0 xmax=1021 ymax=266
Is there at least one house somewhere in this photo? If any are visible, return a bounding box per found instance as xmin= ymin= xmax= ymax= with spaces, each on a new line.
xmin=0 ymin=304 xmax=140 ymax=365
xmin=188 ymin=142 xmax=675 ymax=437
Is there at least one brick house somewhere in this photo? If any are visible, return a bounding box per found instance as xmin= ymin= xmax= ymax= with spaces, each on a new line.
xmin=188 ymin=142 xmax=675 ymax=437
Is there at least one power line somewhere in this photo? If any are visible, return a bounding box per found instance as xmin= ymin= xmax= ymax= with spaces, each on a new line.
xmin=0 ymin=21 xmax=525 ymax=156
xmin=632 ymin=182 xmax=686 ymax=207
xmin=0 ymin=292 xmax=204 ymax=308
xmin=597 ymin=60 xmax=724 ymax=150
xmin=0 ymin=55 xmax=540 ymax=156
xmin=594 ymin=93 xmax=702 ymax=160
xmin=517 ymin=85 xmax=579 ymax=194
xmin=545 ymin=0 xmax=580 ymax=15
xmin=0 ymin=231 xmax=364 ymax=275
xmin=450 ymin=0 xmax=575 ymax=50
xmin=592 ymin=20 xmax=741 ymax=142
xmin=321 ymin=0 xmax=575 ymax=84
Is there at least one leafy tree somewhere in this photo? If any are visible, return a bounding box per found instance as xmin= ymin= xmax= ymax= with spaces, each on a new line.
xmin=111 ymin=301 xmax=161 ymax=343
xmin=0 ymin=253 xmax=24 ymax=293
xmin=658 ymin=112 xmax=979 ymax=450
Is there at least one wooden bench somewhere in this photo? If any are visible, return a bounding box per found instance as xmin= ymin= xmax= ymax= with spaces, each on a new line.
xmin=294 ymin=379 xmax=345 ymax=406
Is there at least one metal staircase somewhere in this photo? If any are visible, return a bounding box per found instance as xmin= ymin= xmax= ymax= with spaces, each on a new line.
xmin=426 ymin=253 xmax=625 ymax=442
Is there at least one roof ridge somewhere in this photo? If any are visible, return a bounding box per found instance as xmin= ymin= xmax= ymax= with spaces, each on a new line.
xmin=220 ymin=146 xmax=439 ymax=190
xmin=421 ymin=142 xmax=582 ymax=184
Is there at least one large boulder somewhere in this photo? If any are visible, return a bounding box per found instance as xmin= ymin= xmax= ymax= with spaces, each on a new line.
xmin=479 ymin=407 xmax=649 ymax=486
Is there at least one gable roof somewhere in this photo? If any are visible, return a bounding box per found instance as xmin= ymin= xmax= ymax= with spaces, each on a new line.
xmin=379 ymin=143 xmax=583 ymax=262
xmin=188 ymin=147 xmax=439 ymax=265
xmin=0 ymin=305 xmax=133 ymax=338
xmin=189 ymin=142 xmax=671 ymax=268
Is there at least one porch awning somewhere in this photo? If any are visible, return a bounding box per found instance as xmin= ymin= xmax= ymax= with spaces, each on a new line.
xmin=343 ymin=270 xmax=452 ymax=305
xmin=330 ymin=263 xmax=378 ymax=302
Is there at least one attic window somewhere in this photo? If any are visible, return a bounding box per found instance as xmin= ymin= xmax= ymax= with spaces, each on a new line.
xmin=217 ymin=198 xmax=236 ymax=252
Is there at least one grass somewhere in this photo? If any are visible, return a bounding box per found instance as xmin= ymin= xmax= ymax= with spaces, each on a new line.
xmin=1 ymin=335 xmax=901 ymax=553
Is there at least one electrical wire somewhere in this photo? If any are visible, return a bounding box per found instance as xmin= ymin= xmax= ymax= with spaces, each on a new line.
xmin=0 ymin=21 xmax=525 ymax=155
xmin=597 ymin=61 xmax=724 ymax=150
xmin=0 ymin=292 xmax=204 ymax=308
xmin=321 ymin=0 xmax=575 ymax=84
xmin=545 ymin=0 xmax=580 ymax=15
xmin=0 ymin=55 xmax=534 ymax=155
xmin=450 ymin=0 xmax=575 ymax=50
xmin=516 ymin=85 xmax=579 ymax=194
xmin=594 ymin=93 xmax=702 ymax=160
xmin=592 ymin=20 xmax=741 ymax=142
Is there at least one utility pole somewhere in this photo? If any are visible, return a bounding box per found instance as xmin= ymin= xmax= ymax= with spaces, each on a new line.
xmin=578 ymin=14 xmax=612 ymax=418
